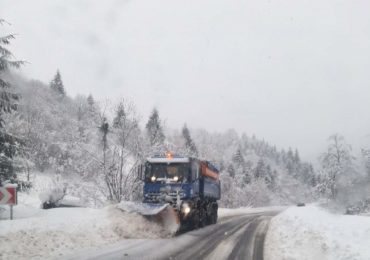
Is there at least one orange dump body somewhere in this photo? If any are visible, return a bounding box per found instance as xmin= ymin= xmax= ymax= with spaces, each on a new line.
xmin=200 ymin=162 xmax=219 ymax=180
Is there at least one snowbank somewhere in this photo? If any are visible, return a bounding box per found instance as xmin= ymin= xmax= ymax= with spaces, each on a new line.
xmin=0 ymin=205 xmax=170 ymax=259
xmin=0 ymin=174 xmax=176 ymax=259
xmin=264 ymin=205 xmax=370 ymax=260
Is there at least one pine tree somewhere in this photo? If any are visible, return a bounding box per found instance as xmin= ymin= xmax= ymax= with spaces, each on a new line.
xmin=86 ymin=94 xmax=99 ymax=126
xmin=0 ymin=19 xmax=24 ymax=184
xmin=242 ymin=171 xmax=251 ymax=185
xmin=87 ymin=94 xmax=94 ymax=107
xmin=77 ymin=105 xmax=85 ymax=138
xmin=285 ymin=147 xmax=295 ymax=176
xmin=99 ymin=118 xmax=109 ymax=150
xmin=0 ymin=20 xmax=23 ymax=119
xmin=254 ymin=159 xmax=266 ymax=179
xmin=227 ymin=164 xmax=236 ymax=178
xmin=294 ymin=149 xmax=300 ymax=164
xmin=50 ymin=70 xmax=65 ymax=97
xmin=287 ymin=147 xmax=294 ymax=160
xmin=145 ymin=108 xmax=165 ymax=147
xmin=362 ymin=148 xmax=370 ymax=180
xmin=182 ymin=124 xmax=198 ymax=156
xmin=264 ymin=164 xmax=274 ymax=187
xmin=113 ymin=103 xmax=126 ymax=129
xmin=232 ymin=148 xmax=245 ymax=166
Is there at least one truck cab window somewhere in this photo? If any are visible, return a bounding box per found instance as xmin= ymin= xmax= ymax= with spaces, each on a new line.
xmin=145 ymin=163 xmax=190 ymax=183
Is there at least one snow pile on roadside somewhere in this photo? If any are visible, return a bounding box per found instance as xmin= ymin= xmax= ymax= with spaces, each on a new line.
xmin=0 ymin=206 xmax=169 ymax=260
xmin=264 ymin=205 xmax=370 ymax=260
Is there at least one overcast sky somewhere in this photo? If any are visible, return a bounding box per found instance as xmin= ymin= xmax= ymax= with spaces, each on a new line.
xmin=1 ymin=0 xmax=370 ymax=160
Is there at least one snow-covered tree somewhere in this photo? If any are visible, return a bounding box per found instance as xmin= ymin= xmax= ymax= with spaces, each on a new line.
xmin=50 ymin=70 xmax=65 ymax=97
xmin=0 ymin=20 xmax=24 ymax=184
xmin=227 ymin=164 xmax=236 ymax=178
xmin=319 ymin=134 xmax=356 ymax=200
xmin=362 ymin=148 xmax=370 ymax=180
xmin=232 ymin=148 xmax=245 ymax=166
xmin=90 ymin=101 xmax=143 ymax=202
xmin=1 ymin=62 xmax=320 ymax=207
xmin=181 ymin=124 xmax=198 ymax=156
xmin=145 ymin=108 xmax=165 ymax=149
xmin=254 ymin=159 xmax=266 ymax=179
xmin=87 ymin=94 xmax=94 ymax=107
xmin=86 ymin=94 xmax=99 ymax=120
xmin=294 ymin=149 xmax=300 ymax=164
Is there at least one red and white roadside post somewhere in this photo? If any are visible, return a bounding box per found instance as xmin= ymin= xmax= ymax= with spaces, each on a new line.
xmin=0 ymin=184 xmax=18 ymax=220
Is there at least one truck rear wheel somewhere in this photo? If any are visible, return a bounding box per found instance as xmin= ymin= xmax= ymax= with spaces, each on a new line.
xmin=205 ymin=203 xmax=214 ymax=225
xmin=199 ymin=206 xmax=207 ymax=227
xmin=211 ymin=203 xmax=218 ymax=224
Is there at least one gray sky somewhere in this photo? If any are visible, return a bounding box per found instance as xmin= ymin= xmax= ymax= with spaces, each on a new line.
xmin=1 ymin=0 xmax=370 ymax=160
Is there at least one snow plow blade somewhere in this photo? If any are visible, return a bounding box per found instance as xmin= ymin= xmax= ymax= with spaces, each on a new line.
xmin=117 ymin=201 xmax=180 ymax=234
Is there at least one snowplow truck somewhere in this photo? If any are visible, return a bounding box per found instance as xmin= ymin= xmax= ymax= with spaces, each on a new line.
xmin=140 ymin=154 xmax=221 ymax=231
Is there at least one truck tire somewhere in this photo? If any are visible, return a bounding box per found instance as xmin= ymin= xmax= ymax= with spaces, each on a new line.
xmin=213 ymin=207 xmax=218 ymax=224
xmin=191 ymin=214 xmax=199 ymax=229
xmin=199 ymin=206 xmax=207 ymax=227
xmin=211 ymin=203 xmax=218 ymax=224
xmin=205 ymin=203 xmax=213 ymax=225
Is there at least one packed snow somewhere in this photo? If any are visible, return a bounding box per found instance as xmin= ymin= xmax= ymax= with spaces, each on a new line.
xmin=0 ymin=189 xmax=280 ymax=260
xmin=0 ymin=202 xmax=256 ymax=259
xmin=264 ymin=205 xmax=370 ymax=260
xmin=4 ymin=200 xmax=370 ymax=260
xmin=218 ymin=205 xmax=286 ymax=218
xmin=0 ymin=201 xmax=172 ymax=260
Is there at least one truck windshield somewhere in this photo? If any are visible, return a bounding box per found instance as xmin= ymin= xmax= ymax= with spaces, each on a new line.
xmin=145 ymin=163 xmax=190 ymax=183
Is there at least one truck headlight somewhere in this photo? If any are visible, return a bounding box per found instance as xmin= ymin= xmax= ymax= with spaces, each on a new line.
xmin=182 ymin=202 xmax=191 ymax=215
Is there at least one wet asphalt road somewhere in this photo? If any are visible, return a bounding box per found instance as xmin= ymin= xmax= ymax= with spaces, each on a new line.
xmin=168 ymin=211 xmax=279 ymax=260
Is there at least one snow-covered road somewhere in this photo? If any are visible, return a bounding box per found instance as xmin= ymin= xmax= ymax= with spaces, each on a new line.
xmin=64 ymin=208 xmax=283 ymax=260
xmin=7 ymin=201 xmax=369 ymax=260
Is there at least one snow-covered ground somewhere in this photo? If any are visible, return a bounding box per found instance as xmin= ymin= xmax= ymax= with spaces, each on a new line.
xmin=264 ymin=205 xmax=370 ymax=260
xmin=0 ymin=199 xmax=251 ymax=260
xmin=3 ymin=187 xmax=370 ymax=260
xmin=0 ymin=194 xmax=171 ymax=260
xmin=0 ymin=198 xmax=284 ymax=260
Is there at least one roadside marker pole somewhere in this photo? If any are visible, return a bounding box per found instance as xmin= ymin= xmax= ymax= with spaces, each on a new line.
xmin=0 ymin=186 xmax=17 ymax=220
